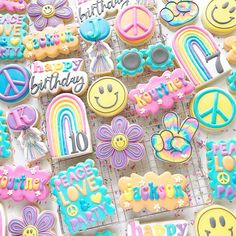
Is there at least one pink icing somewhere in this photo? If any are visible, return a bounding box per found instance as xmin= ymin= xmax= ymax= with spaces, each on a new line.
xmin=0 ymin=0 xmax=27 ymax=13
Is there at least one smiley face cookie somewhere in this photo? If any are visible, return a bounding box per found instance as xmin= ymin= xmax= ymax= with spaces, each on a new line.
xmin=202 ymin=0 xmax=236 ymax=35
xmin=195 ymin=205 xmax=236 ymax=236
xmin=87 ymin=77 xmax=128 ymax=117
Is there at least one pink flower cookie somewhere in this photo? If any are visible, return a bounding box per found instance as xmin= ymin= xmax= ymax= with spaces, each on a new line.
xmin=0 ymin=0 xmax=28 ymax=13
xmin=96 ymin=116 xmax=145 ymax=169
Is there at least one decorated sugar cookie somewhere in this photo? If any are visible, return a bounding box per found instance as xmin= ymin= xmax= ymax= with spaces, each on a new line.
xmin=190 ymin=87 xmax=236 ymax=131
xmin=46 ymin=93 xmax=92 ymax=159
xmin=23 ymin=24 xmax=79 ymax=60
xmin=160 ymin=0 xmax=199 ymax=30
xmin=224 ymin=36 xmax=236 ymax=65
xmin=95 ymin=230 xmax=117 ymax=236
xmin=195 ymin=205 xmax=236 ymax=236
xmin=96 ymin=116 xmax=145 ymax=169
xmin=151 ymin=112 xmax=199 ymax=164
xmin=0 ymin=14 xmax=28 ymax=60
xmin=119 ymin=171 xmax=189 ymax=212
xmin=27 ymin=0 xmax=73 ymax=31
xmin=227 ymin=71 xmax=236 ymax=93
xmin=172 ymin=25 xmax=232 ymax=88
xmin=128 ymin=220 xmax=188 ymax=236
xmin=8 ymin=206 xmax=55 ymax=236
xmin=0 ymin=203 xmax=6 ymax=236
xmin=7 ymin=105 xmax=48 ymax=163
xmin=87 ymin=77 xmax=128 ymax=117
xmin=129 ymin=69 xmax=194 ymax=117
xmin=30 ymin=59 xmax=88 ymax=97
xmin=206 ymin=140 xmax=236 ymax=200
xmin=50 ymin=159 xmax=115 ymax=234
xmin=0 ymin=165 xmax=50 ymax=202
xmin=202 ymin=0 xmax=236 ymax=35
xmin=80 ymin=17 xmax=113 ymax=76
xmin=0 ymin=0 xmax=28 ymax=13
xmin=115 ymin=5 xmax=155 ymax=46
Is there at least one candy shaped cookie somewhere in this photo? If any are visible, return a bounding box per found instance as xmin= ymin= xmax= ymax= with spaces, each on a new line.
xmin=227 ymin=71 xmax=236 ymax=93
xmin=0 ymin=0 xmax=28 ymax=13
xmin=224 ymin=36 xmax=236 ymax=65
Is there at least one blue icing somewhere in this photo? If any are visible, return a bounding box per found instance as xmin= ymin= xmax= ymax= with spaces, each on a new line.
xmin=227 ymin=70 xmax=236 ymax=93
xmin=94 ymin=230 xmax=117 ymax=236
xmin=50 ymin=159 xmax=115 ymax=234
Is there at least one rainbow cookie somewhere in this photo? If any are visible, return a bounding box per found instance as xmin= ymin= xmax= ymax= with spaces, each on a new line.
xmin=224 ymin=36 xmax=236 ymax=65
xmin=172 ymin=25 xmax=232 ymax=88
xmin=151 ymin=112 xmax=199 ymax=164
xmin=195 ymin=205 xmax=236 ymax=236
xmin=0 ymin=203 xmax=5 ymax=236
xmin=50 ymin=159 xmax=115 ymax=234
xmin=190 ymin=87 xmax=236 ymax=131
xmin=30 ymin=59 xmax=88 ymax=97
xmin=8 ymin=206 xmax=55 ymax=236
xmin=0 ymin=0 xmax=28 ymax=13
xmin=128 ymin=69 xmax=194 ymax=117
xmin=227 ymin=71 xmax=236 ymax=94
xmin=46 ymin=93 xmax=92 ymax=159
xmin=160 ymin=0 xmax=199 ymax=30
xmin=119 ymin=171 xmax=189 ymax=212
xmin=202 ymin=0 xmax=236 ymax=35
xmin=207 ymin=140 xmax=236 ymax=200
xmin=0 ymin=165 xmax=50 ymax=202
xmin=115 ymin=5 xmax=155 ymax=46
xmin=0 ymin=14 xmax=28 ymax=60
xmin=23 ymin=24 xmax=79 ymax=60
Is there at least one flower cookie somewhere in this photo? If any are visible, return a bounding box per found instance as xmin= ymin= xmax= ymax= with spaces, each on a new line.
xmin=224 ymin=36 xmax=236 ymax=65
xmin=128 ymin=69 xmax=194 ymax=117
xmin=50 ymin=159 xmax=115 ymax=234
xmin=7 ymin=105 xmax=48 ymax=164
xmin=27 ymin=0 xmax=73 ymax=31
xmin=119 ymin=171 xmax=189 ymax=212
xmin=79 ymin=17 xmax=114 ymax=76
xmin=190 ymin=87 xmax=236 ymax=131
xmin=0 ymin=0 xmax=28 ymax=13
xmin=0 ymin=14 xmax=28 ymax=60
xmin=160 ymin=0 xmax=199 ymax=30
xmin=227 ymin=71 xmax=236 ymax=93
xmin=8 ymin=206 xmax=55 ymax=236
xmin=96 ymin=116 xmax=145 ymax=169
xmin=206 ymin=140 xmax=236 ymax=200
xmin=87 ymin=77 xmax=128 ymax=117
xmin=0 ymin=203 xmax=6 ymax=236
xmin=151 ymin=112 xmax=199 ymax=164
xmin=23 ymin=24 xmax=79 ymax=60
xmin=172 ymin=25 xmax=232 ymax=88
xmin=46 ymin=93 xmax=92 ymax=159
xmin=195 ymin=205 xmax=236 ymax=236
xmin=202 ymin=0 xmax=236 ymax=35
xmin=0 ymin=165 xmax=50 ymax=202
xmin=115 ymin=5 xmax=155 ymax=46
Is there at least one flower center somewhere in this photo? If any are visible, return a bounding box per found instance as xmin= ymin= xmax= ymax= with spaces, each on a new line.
xmin=42 ymin=5 xmax=55 ymax=18
xmin=112 ymin=134 xmax=128 ymax=151
xmin=23 ymin=225 xmax=38 ymax=236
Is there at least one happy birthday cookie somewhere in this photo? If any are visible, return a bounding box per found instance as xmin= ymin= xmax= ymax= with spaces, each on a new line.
xmin=227 ymin=71 xmax=236 ymax=93
xmin=224 ymin=36 xmax=236 ymax=65
xmin=50 ymin=159 xmax=115 ymax=234
xmin=0 ymin=0 xmax=28 ymax=13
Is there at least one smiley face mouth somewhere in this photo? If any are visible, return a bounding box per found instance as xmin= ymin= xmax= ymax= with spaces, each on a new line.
xmin=95 ymin=92 xmax=118 ymax=109
xmin=211 ymin=5 xmax=235 ymax=24
xmin=205 ymin=227 xmax=234 ymax=236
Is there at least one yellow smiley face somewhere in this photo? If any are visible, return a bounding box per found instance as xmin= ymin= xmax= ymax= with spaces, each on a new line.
xmin=112 ymin=134 xmax=128 ymax=151
xmin=195 ymin=205 xmax=236 ymax=236
xmin=23 ymin=226 xmax=38 ymax=236
xmin=42 ymin=5 xmax=55 ymax=18
xmin=87 ymin=77 xmax=128 ymax=117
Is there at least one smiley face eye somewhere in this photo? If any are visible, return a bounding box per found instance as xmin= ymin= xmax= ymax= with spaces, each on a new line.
xmin=210 ymin=217 xmax=216 ymax=228
xmin=219 ymin=216 xmax=225 ymax=227
xmin=229 ymin=7 xmax=236 ymax=13
xmin=222 ymin=2 xmax=229 ymax=8
xmin=107 ymin=84 xmax=112 ymax=92
xmin=99 ymin=86 xmax=104 ymax=94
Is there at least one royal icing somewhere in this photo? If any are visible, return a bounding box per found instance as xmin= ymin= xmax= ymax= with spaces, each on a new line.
xmin=0 ymin=165 xmax=50 ymax=202
xmin=119 ymin=171 xmax=189 ymax=212
xmin=227 ymin=71 xmax=236 ymax=93
xmin=23 ymin=24 xmax=79 ymax=60
xmin=27 ymin=0 xmax=73 ymax=31
xmin=128 ymin=220 xmax=188 ymax=236
xmin=128 ymin=69 xmax=194 ymax=117
xmin=0 ymin=0 xmax=28 ymax=13
xmin=7 ymin=105 xmax=48 ymax=163
xmin=50 ymin=159 xmax=115 ymax=234
xmin=80 ymin=17 xmax=113 ymax=75
xmin=151 ymin=112 xmax=199 ymax=164
xmin=206 ymin=140 xmax=236 ymax=200
xmin=195 ymin=205 xmax=236 ymax=236
xmin=0 ymin=14 xmax=28 ymax=60
xmin=87 ymin=76 xmax=128 ymax=117
xmin=190 ymin=87 xmax=236 ymax=131
xmin=96 ymin=116 xmax=145 ymax=169
xmin=224 ymin=36 xmax=236 ymax=65
xmin=172 ymin=25 xmax=232 ymax=88
xmin=160 ymin=0 xmax=199 ymax=30
xmin=30 ymin=58 xmax=88 ymax=97
xmin=8 ymin=206 xmax=55 ymax=236
xmin=46 ymin=93 xmax=92 ymax=159
xmin=95 ymin=230 xmax=117 ymax=236
xmin=0 ymin=203 xmax=5 ymax=236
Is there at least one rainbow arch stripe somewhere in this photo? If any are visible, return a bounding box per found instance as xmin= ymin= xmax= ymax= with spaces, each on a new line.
xmin=46 ymin=93 xmax=92 ymax=158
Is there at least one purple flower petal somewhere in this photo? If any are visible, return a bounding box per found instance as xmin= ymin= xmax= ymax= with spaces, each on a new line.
xmin=37 ymin=0 xmax=55 ymax=6
xmin=23 ymin=206 xmax=38 ymax=225
xmin=47 ymin=16 xmax=63 ymax=27
xmin=55 ymin=6 xmax=73 ymax=19
xmin=39 ymin=233 xmax=56 ymax=236
xmin=55 ymin=0 xmax=67 ymax=8
xmin=125 ymin=124 xmax=144 ymax=142
xmin=34 ymin=15 xmax=48 ymax=31
xmin=8 ymin=219 xmax=25 ymax=234
xmin=96 ymin=124 xmax=113 ymax=142
xmin=111 ymin=151 xmax=128 ymax=169
xmin=36 ymin=211 xmax=55 ymax=232
xmin=96 ymin=143 xmax=114 ymax=160
xmin=111 ymin=116 xmax=128 ymax=134
xmin=27 ymin=3 xmax=42 ymax=17
xmin=125 ymin=143 xmax=145 ymax=161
